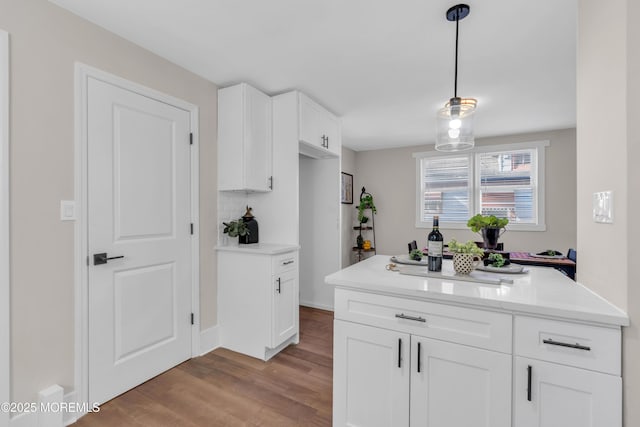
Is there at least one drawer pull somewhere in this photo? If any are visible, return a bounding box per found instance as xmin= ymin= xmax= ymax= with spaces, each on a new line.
xmin=395 ymin=313 xmax=426 ymax=323
xmin=527 ymin=365 xmax=532 ymax=401
xmin=282 ymin=260 xmax=294 ymax=265
xmin=543 ymin=338 xmax=591 ymax=351
xmin=276 ymin=278 xmax=281 ymax=294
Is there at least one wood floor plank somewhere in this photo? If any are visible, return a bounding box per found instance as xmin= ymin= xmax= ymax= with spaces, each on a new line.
xmin=75 ymin=306 xmax=333 ymax=426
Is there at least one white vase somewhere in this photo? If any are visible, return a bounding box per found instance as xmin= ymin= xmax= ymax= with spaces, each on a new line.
xmin=453 ymin=253 xmax=481 ymax=275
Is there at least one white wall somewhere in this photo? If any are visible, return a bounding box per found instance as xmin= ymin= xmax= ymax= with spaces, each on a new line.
xmin=577 ymin=1 xmax=639 ymax=425
xmin=351 ymin=129 xmax=576 ymax=256
xmin=0 ymin=0 xmax=218 ymax=405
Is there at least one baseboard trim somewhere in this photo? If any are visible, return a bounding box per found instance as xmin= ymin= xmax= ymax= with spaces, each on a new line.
xmin=10 ymin=389 xmax=83 ymax=427
xmin=299 ymin=301 xmax=334 ymax=312
xmin=199 ymin=325 xmax=220 ymax=356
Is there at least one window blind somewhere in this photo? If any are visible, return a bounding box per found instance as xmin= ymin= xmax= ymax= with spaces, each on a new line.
xmin=420 ymin=155 xmax=471 ymax=223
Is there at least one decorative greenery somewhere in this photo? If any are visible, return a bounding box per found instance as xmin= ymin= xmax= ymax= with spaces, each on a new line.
xmin=357 ymin=194 xmax=377 ymax=223
xmin=467 ymin=214 xmax=509 ymax=233
xmin=409 ymin=249 xmax=423 ymax=261
xmin=487 ymin=253 xmax=506 ymax=268
xmin=447 ymin=239 xmax=484 ymax=257
xmin=539 ymin=249 xmax=562 ymax=256
xmin=222 ymin=219 xmax=250 ymax=238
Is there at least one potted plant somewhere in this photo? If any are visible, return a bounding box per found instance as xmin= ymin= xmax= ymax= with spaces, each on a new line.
xmin=222 ymin=219 xmax=250 ymax=244
xmin=357 ymin=194 xmax=377 ymax=223
xmin=448 ymin=239 xmax=484 ymax=275
xmin=467 ymin=214 xmax=509 ymax=250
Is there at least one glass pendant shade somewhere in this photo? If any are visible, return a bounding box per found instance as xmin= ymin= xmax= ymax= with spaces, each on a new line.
xmin=435 ymin=98 xmax=476 ymax=151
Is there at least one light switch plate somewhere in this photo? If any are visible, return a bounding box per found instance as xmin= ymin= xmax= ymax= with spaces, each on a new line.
xmin=60 ymin=200 xmax=76 ymax=221
xmin=593 ymin=191 xmax=613 ymax=223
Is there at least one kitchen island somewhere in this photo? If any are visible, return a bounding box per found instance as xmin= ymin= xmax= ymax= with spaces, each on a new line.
xmin=326 ymin=255 xmax=628 ymax=427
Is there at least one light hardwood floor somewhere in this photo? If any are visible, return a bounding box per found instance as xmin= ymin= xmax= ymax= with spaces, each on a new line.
xmin=75 ymin=306 xmax=333 ymax=426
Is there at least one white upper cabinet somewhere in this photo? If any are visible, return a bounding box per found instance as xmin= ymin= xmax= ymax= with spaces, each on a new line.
xmin=298 ymin=92 xmax=341 ymax=158
xmin=218 ymin=83 xmax=273 ymax=192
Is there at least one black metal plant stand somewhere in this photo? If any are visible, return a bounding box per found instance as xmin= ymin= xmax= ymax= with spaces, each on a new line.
xmin=353 ymin=187 xmax=377 ymax=263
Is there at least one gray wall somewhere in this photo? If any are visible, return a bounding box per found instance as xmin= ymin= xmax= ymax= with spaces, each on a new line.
xmin=341 ymin=147 xmax=356 ymax=267
xmin=350 ymin=128 xmax=576 ymax=258
xmin=577 ymin=1 xmax=639 ymax=425
xmin=1 ymin=0 xmax=218 ymax=404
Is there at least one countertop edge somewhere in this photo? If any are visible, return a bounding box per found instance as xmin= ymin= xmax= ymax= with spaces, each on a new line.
xmin=326 ymin=278 xmax=629 ymax=328
xmin=216 ymin=243 xmax=300 ymax=255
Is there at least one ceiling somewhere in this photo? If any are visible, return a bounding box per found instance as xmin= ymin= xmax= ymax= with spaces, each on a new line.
xmin=50 ymin=0 xmax=577 ymax=151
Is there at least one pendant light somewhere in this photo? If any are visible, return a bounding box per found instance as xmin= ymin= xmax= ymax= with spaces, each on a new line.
xmin=435 ymin=4 xmax=477 ymax=152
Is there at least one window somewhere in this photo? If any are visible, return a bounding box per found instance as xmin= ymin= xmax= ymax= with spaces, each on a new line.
xmin=414 ymin=141 xmax=548 ymax=231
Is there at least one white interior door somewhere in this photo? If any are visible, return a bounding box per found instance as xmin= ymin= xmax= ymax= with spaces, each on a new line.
xmin=87 ymin=76 xmax=192 ymax=404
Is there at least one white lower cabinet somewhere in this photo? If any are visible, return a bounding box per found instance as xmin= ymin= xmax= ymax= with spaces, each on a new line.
xmin=514 ymin=356 xmax=621 ymax=427
xmin=410 ymin=337 xmax=511 ymax=427
xmin=333 ymin=320 xmax=410 ymax=427
xmin=513 ymin=315 xmax=622 ymax=427
xmin=218 ymin=248 xmax=299 ymax=360
xmin=333 ymin=319 xmax=510 ymax=427
xmin=333 ymin=290 xmax=623 ymax=427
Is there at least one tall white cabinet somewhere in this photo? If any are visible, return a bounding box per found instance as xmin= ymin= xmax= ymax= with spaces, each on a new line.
xmin=217 ymin=83 xmax=342 ymax=360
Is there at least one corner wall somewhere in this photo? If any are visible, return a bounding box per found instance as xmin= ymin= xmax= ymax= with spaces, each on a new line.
xmin=0 ymin=0 xmax=218 ymax=405
xmin=340 ymin=147 xmax=356 ymax=267
xmin=351 ymin=128 xmax=576 ymax=256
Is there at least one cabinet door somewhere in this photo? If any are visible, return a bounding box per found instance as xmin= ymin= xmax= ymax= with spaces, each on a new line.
xmin=299 ymin=93 xmax=324 ymax=149
xmin=410 ymin=336 xmax=511 ymax=427
xmin=333 ymin=320 xmax=410 ymax=427
xmin=243 ymin=84 xmax=272 ymax=191
xmin=514 ymin=356 xmax=621 ymax=427
xmin=271 ymin=269 xmax=298 ymax=348
xmin=299 ymin=93 xmax=340 ymax=157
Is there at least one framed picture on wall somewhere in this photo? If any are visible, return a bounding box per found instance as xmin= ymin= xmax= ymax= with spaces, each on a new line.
xmin=341 ymin=172 xmax=353 ymax=204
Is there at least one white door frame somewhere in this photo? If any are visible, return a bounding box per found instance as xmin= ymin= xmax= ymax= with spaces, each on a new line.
xmin=73 ymin=63 xmax=200 ymax=409
xmin=0 ymin=29 xmax=10 ymax=427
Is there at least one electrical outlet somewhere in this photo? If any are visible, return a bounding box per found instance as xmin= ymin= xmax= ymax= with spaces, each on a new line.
xmin=593 ymin=191 xmax=613 ymax=223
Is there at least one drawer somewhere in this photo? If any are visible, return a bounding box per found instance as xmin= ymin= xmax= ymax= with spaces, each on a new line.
xmin=514 ymin=316 xmax=621 ymax=375
xmin=334 ymin=288 xmax=512 ymax=353
xmin=272 ymin=251 xmax=297 ymax=275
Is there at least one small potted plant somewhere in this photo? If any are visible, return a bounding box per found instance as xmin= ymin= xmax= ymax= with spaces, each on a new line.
xmin=222 ymin=219 xmax=250 ymax=244
xmin=448 ymin=239 xmax=484 ymax=275
xmin=357 ymin=194 xmax=377 ymax=223
xmin=467 ymin=214 xmax=509 ymax=250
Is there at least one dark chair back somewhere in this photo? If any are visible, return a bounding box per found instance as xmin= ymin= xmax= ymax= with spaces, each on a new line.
xmin=408 ymin=240 xmax=418 ymax=254
xmin=567 ymin=248 xmax=577 ymax=263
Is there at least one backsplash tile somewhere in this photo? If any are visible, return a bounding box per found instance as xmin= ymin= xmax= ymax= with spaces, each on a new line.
xmin=217 ymin=191 xmax=249 ymax=244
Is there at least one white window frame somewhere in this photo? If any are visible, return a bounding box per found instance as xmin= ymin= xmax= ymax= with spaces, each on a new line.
xmin=414 ymin=140 xmax=549 ymax=231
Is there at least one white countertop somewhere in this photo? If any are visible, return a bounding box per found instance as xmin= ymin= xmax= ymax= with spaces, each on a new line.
xmin=325 ymin=255 xmax=628 ymax=327
xmin=215 ymin=242 xmax=300 ymax=255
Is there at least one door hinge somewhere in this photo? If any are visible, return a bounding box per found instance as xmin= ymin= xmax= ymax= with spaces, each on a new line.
xmin=189 ymin=132 xmax=193 ymax=145
xmin=190 ymin=223 xmax=194 ymax=235
xmin=191 ymin=313 xmax=195 ymax=325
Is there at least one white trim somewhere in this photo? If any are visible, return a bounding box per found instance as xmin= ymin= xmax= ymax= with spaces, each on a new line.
xmin=0 ymin=29 xmax=10 ymax=427
xmin=199 ymin=325 xmax=220 ymax=356
xmin=73 ymin=63 xmax=200 ymax=415
xmin=414 ymin=140 xmax=549 ymax=231
xmin=9 ymin=390 xmax=84 ymax=427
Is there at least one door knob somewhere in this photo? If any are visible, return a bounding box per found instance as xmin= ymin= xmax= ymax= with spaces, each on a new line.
xmin=93 ymin=252 xmax=124 ymax=265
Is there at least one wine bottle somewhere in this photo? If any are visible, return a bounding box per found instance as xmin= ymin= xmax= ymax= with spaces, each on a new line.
xmin=428 ymin=216 xmax=444 ymax=271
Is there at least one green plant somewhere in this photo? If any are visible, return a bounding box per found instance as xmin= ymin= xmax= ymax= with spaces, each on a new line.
xmin=409 ymin=249 xmax=423 ymax=261
xmin=447 ymin=239 xmax=484 ymax=257
xmin=222 ymin=219 xmax=250 ymax=238
xmin=487 ymin=253 xmax=506 ymax=268
xmin=357 ymin=194 xmax=377 ymax=223
xmin=467 ymin=214 xmax=509 ymax=233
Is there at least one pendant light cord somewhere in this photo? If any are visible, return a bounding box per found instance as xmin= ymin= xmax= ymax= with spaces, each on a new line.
xmin=454 ymin=8 xmax=460 ymax=98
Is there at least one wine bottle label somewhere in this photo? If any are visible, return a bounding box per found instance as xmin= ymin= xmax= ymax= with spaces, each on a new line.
xmin=428 ymin=241 xmax=443 ymax=257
